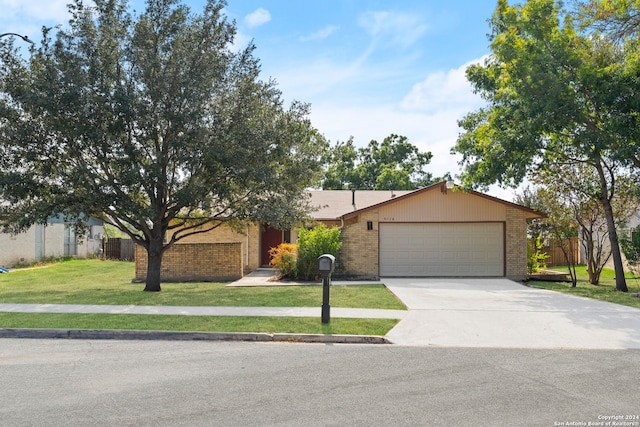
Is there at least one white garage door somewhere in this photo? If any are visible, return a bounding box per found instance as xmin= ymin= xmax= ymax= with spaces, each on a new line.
xmin=379 ymin=223 xmax=504 ymax=277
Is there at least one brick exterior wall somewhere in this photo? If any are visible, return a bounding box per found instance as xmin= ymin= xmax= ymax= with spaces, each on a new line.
xmin=338 ymin=210 xmax=380 ymax=279
xmin=336 ymin=206 xmax=530 ymax=281
xmin=135 ymin=242 xmax=242 ymax=282
xmin=505 ymin=206 xmax=528 ymax=281
xmin=169 ymin=223 xmax=259 ymax=274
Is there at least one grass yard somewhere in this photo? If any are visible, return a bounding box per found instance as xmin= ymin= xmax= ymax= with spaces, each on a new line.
xmin=0 ymin=259 xmax=405 ymax=309
xmin=529 ymin=265 xmax=640 ymax=309
xmin=0 ymin=312 xmax=398 ymax=336
xmin=0 ymin=259 xmax=404 ymax=335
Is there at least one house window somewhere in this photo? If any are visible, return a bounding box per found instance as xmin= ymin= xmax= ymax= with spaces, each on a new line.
xmin=64 ymin=225 xmax=77 ymax=256
xmin=284 ymin=230 xmax=291 ymax=244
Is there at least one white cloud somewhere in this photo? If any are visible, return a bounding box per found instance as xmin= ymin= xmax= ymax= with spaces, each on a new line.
xmin=401 ymin=56 xmax=487 ymax=114
xmin=301 ymin=57 xmax=517 ymax=200
xmin=244 ymin=8 xmax=271 ymax=28
xmin=0 ymin=0 xmax=70 ymax=22
xmin=231 ymin=30 xmax=253 ymax=51
xmin=300 ymin=25 xmax=339 ymax=42
xmin=357 ymin=11 xmax=428 ymax=48
xmin=0 ymin=0 xmax=71 ymax=42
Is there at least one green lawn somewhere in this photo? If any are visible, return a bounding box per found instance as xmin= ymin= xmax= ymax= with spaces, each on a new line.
xmin=0 ymin=313 xmax=397 ymax=336
xmin=529 ymin=265 xmax=640 ymax=309
xmin=0 ymin=259 xmax=404 ymax=335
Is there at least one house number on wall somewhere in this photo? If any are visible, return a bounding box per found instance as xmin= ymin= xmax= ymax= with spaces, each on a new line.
xmin=383 ymin=217 xmax=395 ymax=221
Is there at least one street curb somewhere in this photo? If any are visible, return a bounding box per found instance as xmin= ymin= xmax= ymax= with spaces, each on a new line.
xmin=0 ymin=328 xmax=391 ymax=344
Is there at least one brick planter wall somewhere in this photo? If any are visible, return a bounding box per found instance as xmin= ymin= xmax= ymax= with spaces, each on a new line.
xmin=135 ymin=242 xmax=242 ymax=282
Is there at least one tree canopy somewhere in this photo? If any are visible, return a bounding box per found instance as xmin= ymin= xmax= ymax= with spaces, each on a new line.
xmin=453 ymin=0 xmax=640 ymax=291
xmin=322 ymin=134 xmax=436 ymax=190
xmin=0 ymin=0 xmax=326 ymax=291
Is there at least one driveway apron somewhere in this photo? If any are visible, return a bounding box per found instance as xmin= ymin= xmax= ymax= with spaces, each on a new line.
xmin=383 ymin=278 xmax=640 ymax=349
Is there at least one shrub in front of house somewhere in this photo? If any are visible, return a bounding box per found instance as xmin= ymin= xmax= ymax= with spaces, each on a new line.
xmin=296 ymin=224 xmax=342 ymax=281
xmin=527 ymin=235 xmax=548 ymax=274
xmin=269 ymin=243 xmax=298 ymax=279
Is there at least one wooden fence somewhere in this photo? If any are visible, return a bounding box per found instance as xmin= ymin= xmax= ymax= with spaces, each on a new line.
xmin=543 ymin=237 xmax=579 ymax=267
xmin=103 ymin=238 xmax=135 ymax=261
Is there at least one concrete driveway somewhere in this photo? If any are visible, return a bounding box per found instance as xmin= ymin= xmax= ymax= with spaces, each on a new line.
xmin=383 ymin=278 xmax=640 ymax=349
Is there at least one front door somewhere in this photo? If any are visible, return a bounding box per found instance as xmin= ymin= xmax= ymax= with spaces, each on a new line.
xmin=260 ymin=225 xmax=283 ymax=266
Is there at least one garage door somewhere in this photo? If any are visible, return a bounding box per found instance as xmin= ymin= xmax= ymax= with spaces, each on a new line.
xmin=379 ymin=223 xmax=504 ymax=277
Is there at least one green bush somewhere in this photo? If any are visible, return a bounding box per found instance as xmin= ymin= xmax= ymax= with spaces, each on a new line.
xmin=527 ymin=235 xmax=547 ymax=274
xmin=297 ymin=224 xmax=342 ymax=280
xmin=620 ymin=226 xmax=640 ymax=277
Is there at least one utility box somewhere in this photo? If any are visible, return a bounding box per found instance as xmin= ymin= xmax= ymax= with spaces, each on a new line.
xmin=317 ymin=254 xmax=335 ymax=278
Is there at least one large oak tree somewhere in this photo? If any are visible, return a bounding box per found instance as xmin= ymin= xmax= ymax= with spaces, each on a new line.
xmin=0 ymin=0 xmax=326 ymax=291
xmin=453 ymin=0 xmax=640 ymax=291
xmin=322 ymin=134 xmax=435 ymax=190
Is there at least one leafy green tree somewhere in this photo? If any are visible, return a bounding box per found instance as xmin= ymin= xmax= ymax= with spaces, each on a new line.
xmin=453 ymin=0 xmax=637 ymax=291
xmin=322 ymin=134 xmax=435 ymax=190
xmin=0 ymin=0 xmax=326 ymax=291
xmin=321 ymin=138 xmax=359 ymax=190
xmin=575 ymin=0 xmax=640 ymax=41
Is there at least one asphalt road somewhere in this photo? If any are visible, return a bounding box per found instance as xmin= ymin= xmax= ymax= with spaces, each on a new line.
xmin=1 ymin=339 xmax=639 ymax=427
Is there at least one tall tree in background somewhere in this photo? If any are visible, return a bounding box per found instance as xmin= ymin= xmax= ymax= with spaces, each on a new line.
xmin=576 ymin=0 xmax=640 ymax=42
xmin=453 ymin=0 xmax=638 ymax=291
xmin=530 ymin=164 xmax=639 ymax=284
xmin=0 ymin=0 xmax=326 ymax=291
xmin=322 ymin=134 xmax=435 ymax=190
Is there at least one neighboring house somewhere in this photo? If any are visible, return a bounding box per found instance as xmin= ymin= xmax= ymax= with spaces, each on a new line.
xmin=579 ymin=210 xmax=640 ymax=270
xmin=0 ymin=216 xmax=104 ymax=268
xmin=160 ymin=182 xmax=543 ymax=282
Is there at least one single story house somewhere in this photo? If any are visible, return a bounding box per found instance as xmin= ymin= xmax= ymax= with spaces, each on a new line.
xmin=153 ymin=182 xmax=543 ymax=281
xmin=310 ymin=182 xmax=543 ymax=281
xmin=0 ymin=216 xmax=104 ymax=268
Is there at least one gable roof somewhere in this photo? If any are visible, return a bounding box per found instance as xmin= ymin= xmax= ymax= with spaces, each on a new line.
xmin=309 ymin=182 xmax=545 ymax=221
xmin=309 ymin=189 xmax=413 ymax=221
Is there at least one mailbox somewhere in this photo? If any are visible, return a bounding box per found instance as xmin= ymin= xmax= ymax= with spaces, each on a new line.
xmin=318 ymin=254 xmax=335 ymax=324
xmin=317 ymin=254 xmax=335 ymax=278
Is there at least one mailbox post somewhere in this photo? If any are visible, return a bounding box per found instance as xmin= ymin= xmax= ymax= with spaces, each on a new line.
xmin=317 ymin=254 xmax=335 ymax=324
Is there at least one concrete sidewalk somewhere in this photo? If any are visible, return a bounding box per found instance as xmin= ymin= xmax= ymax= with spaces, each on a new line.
xmin=226 ymin=267 xmax=382 ymax=287
xmin=0 ymin=303 xmax=406 ymax=319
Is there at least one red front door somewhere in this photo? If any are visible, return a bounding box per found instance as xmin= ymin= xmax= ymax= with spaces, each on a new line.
xmin=260 ymin=225 xmax=283 ymax=266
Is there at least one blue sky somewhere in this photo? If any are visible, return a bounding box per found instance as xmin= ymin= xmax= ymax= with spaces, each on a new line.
xmin=1 ymin=0 xmax=517 ymax=199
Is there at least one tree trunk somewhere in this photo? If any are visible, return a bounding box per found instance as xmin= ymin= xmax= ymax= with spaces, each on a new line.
xmin=602 ymin=197 xmax=628 ymax=292
xmin=594 ymin=158 xmax=628 ymax=292
xmin=583 ymin=228 xmax=597 ymax=284
xmin=561 ymin=238 xmax=578 ymax=287
xmin=144 ymin=237 xmax=163 ymax=292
